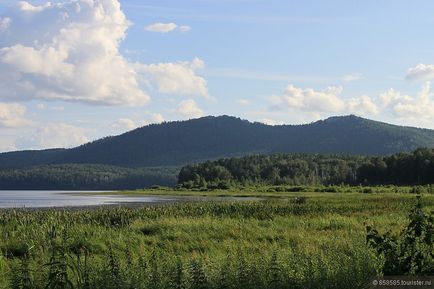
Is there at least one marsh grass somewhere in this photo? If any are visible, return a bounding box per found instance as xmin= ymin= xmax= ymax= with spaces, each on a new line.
xmin=0 ymin=191 xmax=432 ymax=288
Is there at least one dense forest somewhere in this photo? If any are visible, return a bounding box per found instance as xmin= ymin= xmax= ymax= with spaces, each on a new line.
xmin=178 ymin=148 xmax=434 ymax=188
xmin=2 ymin=115 xmax=434 ymax=169
xmin=0 ymin=164 xmax=178 ymax=190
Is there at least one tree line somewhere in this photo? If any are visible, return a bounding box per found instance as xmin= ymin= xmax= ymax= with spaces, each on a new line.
xmin=0 ymin=164 xmax=178 ymax=190
xmin=178 ymin=148 xmax=434 ymax=188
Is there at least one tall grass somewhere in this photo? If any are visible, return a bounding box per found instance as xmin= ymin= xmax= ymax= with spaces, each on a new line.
xmin=0 ymin=191 xmax=432 ymax=288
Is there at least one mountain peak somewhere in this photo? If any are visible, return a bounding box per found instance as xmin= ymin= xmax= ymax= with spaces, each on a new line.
xmin=322 ymin=114 xmax=364 ymax=122
xmin=1 ymin=115 xmax=434 ymax=169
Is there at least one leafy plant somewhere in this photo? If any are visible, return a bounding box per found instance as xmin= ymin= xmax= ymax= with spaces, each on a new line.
xmin=367 ymin=195 xmax=434 ymax=275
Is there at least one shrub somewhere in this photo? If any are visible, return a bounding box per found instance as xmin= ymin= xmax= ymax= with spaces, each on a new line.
xmin=366 ymin=196 xmax=434 ymax=275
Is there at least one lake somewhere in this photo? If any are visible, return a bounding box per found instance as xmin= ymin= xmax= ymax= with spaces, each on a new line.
xmin=0 ymin=190 xmax=257 ymax=208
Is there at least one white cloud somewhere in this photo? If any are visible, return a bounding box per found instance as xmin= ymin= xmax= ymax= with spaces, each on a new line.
xmin=179 ymin=25 xmax=191 ymax=32
xmin=148 ymin=113 xmax=165 ymax=124
xmin=0 ymin=103 xmax=31 ymax=127
xmin=111 ymin=113 xmax=165 ymax=132
xmin=17 ymin=1 xmax=51 ymax=12
xmin=267 ymin=82 xmax=434 ymax=126
xmin=0 ymin=17 xmax=11 ymax=32
xmin=111 ymin=118 xmax=137 ymax=131
xmin=347 ymin=95 xmax=379 ymax=115
xmin=406 ymin=64 xmax=434 ymax=81
xmin=379 ymin=88 xmax=413 ymax=107
xmin=380 ymin=82 xmax=434 ymax=120
xmin=145 ymin=22 xmax=191 ymax=33
xmin=268 ymin=84 xmax=378 ymax=116
xmin=236 ymin=99 xmax=250 ymax=105
xmin=177 ymin=99 xmax=204 ymax=118
xmin=271 ymin=84 xmax=346 ymax=112
xmin=0 ymin=0 xmax=150 ymax=106
xmin=145 ymin=22 xmax=178 ymax=33
xmin=258 ymin=118 xmax=283 ymax=126
xmin=341 ymin=73 xmax=362 ymax=82
xmin=139 ymin=57 xmax=209 ymax=98
xmin=16 ymin=123 xmax=89 ymax=149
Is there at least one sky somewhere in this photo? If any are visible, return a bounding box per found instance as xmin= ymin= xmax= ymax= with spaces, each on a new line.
xmin=1 ymin=0 xmax=434 ymax=152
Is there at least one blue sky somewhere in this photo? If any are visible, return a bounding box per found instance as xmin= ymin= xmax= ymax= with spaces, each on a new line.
xmin=0 ymin=0 xmax=434 ymax=151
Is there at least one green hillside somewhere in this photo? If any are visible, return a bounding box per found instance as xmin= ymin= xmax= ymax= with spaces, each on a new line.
xmin=1 ymin=115 xmax=434 ymax=169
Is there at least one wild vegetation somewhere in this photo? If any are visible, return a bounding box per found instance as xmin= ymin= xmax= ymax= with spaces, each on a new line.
xmin=178 ymin=148 xmax=434 ymax=189
xmin=0 ymin=191 xmax=433 ymax=289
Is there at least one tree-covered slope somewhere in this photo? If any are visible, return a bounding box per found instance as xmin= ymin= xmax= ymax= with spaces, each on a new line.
xmin=0 ymin=164 xmax=179 ymax=190
xmin=1 ymin=115 xmax=434 ymax=169
xmin=178 ymin=148 xmax=434 ymax=188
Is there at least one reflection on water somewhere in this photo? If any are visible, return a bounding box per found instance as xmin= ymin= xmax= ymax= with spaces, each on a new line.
xmin=0 ymin=190 xmax=257 ymax=208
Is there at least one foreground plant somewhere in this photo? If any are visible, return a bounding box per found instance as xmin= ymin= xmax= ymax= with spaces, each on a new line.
xmin=366 ymin=195 xmax=434 ymax=275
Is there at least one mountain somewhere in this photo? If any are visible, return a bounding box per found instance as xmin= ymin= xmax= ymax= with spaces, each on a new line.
xmin=1 ymin=115 xmax=434 ymax=169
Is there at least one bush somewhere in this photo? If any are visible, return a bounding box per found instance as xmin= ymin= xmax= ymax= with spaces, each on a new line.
xmin=366 ymin=196 xmax=434 ymax=275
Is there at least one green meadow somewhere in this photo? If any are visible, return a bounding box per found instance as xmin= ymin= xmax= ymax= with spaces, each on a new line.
xmin=0 ymin=189 xmax=433 ymax=289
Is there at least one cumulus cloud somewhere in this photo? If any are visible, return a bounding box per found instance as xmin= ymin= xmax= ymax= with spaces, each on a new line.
xmin=268 ymin=84 xmax=379 ymax=115
xmin=0 ymin=0 xmax=208 ymax=110
xmin=0 ymin=0 xmax=151 ymax=106
xmin=270 ymin=85 xmax=345 ymax=112
xmin=148 ymin=113 xmax=165 ymax=124
xmin=406 ymin=64 xmax=434 ymax=81
xmin=0 ymin=17 xmax=11 ymax=32
xmin=347 ymin=95 xmax=379 ymax=115
xmin=145 ymin=22 xmax=191 ymax=33
xmin=177 ymin=99 xmax=204 ymax=118
xmin=16 ymin=123 xmax=89 ymax=149
xmin=111 ymin=118 xmax=137 ymax=131
xmin=267 ymin=82 xmax=434 ymax=126
xmin=380 ymin=82 xmax=434 ymax=120
xmin=139 ymin=57 xmax=209 ymax=98
xmin=0 ymin=103 xmax=31 ymax=127
xmin=111 ymin=113 xmax=165 ymax=132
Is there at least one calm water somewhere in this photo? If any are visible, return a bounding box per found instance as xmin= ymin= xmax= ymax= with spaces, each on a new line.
xmin=0 ymin=191 xmax=257 ymax=208
xmin=0 ymin=190 xmax=181 ymax=208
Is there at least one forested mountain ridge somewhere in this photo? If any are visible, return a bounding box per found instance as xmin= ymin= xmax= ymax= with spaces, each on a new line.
xmin=1 ymin=115 xmax=434 ymax=169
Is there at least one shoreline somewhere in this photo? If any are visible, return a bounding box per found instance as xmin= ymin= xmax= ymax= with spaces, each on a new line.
xmin=0 ymin=195 xmax=263 ymax=211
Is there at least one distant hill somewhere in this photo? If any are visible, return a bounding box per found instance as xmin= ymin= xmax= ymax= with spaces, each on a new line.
xmin=1 ymin=115 xmax=434 ymax=169
xmin=0 ymin=164 xmax=178 ymax=190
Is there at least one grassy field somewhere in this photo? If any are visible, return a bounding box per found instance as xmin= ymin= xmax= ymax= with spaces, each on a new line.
xmin=0 ymin=189 xmax=433 ymax=289
xmin=95 ymin=184 xmax=431 ymax=197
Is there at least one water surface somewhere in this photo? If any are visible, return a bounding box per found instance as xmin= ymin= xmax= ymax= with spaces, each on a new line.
xmin=0 ymin=190 xmax=256 ymax=208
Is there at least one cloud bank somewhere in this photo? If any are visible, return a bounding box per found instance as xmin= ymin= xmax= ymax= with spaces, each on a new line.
xmin=139 ymin=58 xmax=209 ymax=98
xmin=16 ymin=123 xmax=89 ymax=149
xmin=0 ymin=1 xmax=207 ymax=106
xmin=177 ymin=99 xmax=204 ymax=118
xmin=269 ymin=84 xmax=378 ymax=115
xmin=269 ymin=82 xmax=434 ymax=125
xmin=0 ymin=103 xmax=30 ymax=127
xmin=406 ymin=64 xmax=434 ymax=81
xmin=0 ymin=0 xmax=150 ymax=106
